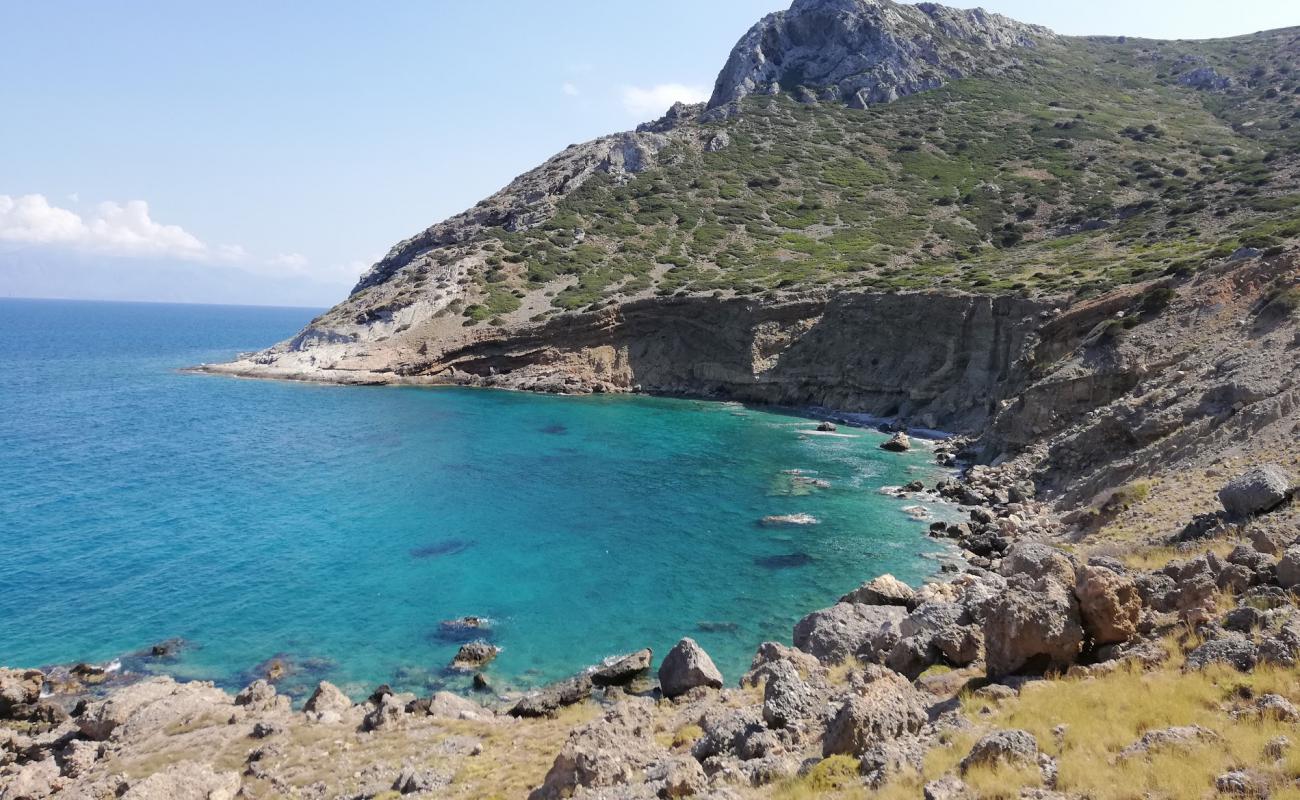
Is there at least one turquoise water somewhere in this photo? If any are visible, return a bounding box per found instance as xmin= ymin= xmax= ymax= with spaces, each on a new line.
xmin=0 ymin=298 xmax=948 ymax=699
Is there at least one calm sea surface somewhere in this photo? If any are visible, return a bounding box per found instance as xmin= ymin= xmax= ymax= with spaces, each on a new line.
xmin=0 ymin=298 xmax=950 ymax=698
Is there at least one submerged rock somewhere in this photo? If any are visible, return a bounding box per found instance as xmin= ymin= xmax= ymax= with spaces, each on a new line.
xmin=658 ymin=638 xmax=723 ymax=698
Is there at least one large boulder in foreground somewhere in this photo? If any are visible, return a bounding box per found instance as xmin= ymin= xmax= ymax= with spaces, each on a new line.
xmin=794 ymin=602 xmax=908 ymax=664
xmin=529 ymin=702 xmax=662 ymax=800
xmin=822 ymin=668 xmax=928 ymax=757
xmin=658 ymin=638 xmax=723 ymax=698
xmin=1075 ymin=565 xmax=1141 ymax=645
xmin=77 ymin=677 xmax=233 ymax=743
xmin=1219 ymin=465 xmax=1292 ymax=518
xmin=983 ymin=576 xmax=1084 ymax=677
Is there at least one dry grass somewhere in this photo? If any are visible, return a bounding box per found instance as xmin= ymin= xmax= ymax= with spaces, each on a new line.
xmin=873 ymin=635 xmax=1300 ymax=799
xmin=771 ymin=754 xmax=867 ymax=800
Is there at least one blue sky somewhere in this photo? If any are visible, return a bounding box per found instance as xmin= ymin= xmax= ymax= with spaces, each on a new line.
xmin=2 ymin=0 xmax=1297 ymax=307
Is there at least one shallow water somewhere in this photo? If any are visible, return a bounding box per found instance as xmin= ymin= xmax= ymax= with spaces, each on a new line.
xmin=0 ymin=298 xmax=952 ymax=698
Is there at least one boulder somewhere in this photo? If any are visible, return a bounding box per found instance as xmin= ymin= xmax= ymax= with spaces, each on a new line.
xmin=1219 ymin=465 xmax=1292 ymax=517
xmin=817 ymin=421 xmax=838 ymax=432
xmin=1255 ymin=694 xmax=1300 ymax=722
xmin=1245 ymin=521 xmax=1294 ymax=555
xmin=0 ymin=669 xmax=43 ymax=718
xmin=1000 ymin=541 xmax=1077 ymax=588
xmin=1118 ymin=725 xmax=1220 ymax=759
xmin=821 ymin=671 xmax=928 ymax=757
xmin=450 ymin=641 xmax=500 ymax=671
xmin=840 ymin=574 xmax=916 ymax=608
xmin=646 ymin=755 xmax=708 ymax=798
xmin=590 ymin=649 xmax=652 ymax=686
xmin=302 ymin=681 xmax=352 ymax=718
xmin=761 ymin=660 xmax=821 ymax=728
xmin=1277 ymin=545 xmax=1300 ymax=589
xmin=120 ymin=761 xmax=240 ymax=800
xmin=741 ymin=641 xmax=822 ymax=688
xmin=1185 ymin=633 xmax=1258 ymax=671
xmin=793 ymin=603 xmax=908 ymax=665
xmin=983 ymin=576 xmax=1084 ymax=677
xmin=392 ymin=767 xmax=447 ymax=795
xmin=658 ymin=638 xmax=723 ymax=698
xmin=924 ymin=776 xmax=973 ymax=800
xmin=529 ymin=702 xmax=661 ymax=800
xmin=233 ymin=679 xmax=287 ymax=714
xmin=691 ymin=705 xmax=765 ymax=760
xmin=886 ymin=602 xmax=981 ymax=678
xmin=881 ymin=432 xmax=911 ymax=452
xmin=424 ymin=691 xmax=490 ymax=721
xmin=0 ymin=758 xmax=59 ymax=800
xmin=58 ymin=738 xmax=101 ymax=779
xmin=1074 ymin=565 xmax=1141 ymax=645
xmin=509 ymin=675 xmax=593 ymax=718
xmin=1215 ymin=771 xmax=1268 ymax=797
xmin=959 ymin=729 xmax=1039 ymax=773
xmin=362 ymin=691 xmax=416 ymax=731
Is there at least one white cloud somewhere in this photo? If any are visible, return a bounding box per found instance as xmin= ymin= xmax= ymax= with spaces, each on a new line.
xmin=0 ymin=193 xmax=220 ymax=261
xmin=620 ymin=83 xmax=710 ymax=117
xmin=268 ymin=252 xmax=310 ymax=270
xmin=561 ymin=82 xmax=581 ymax=97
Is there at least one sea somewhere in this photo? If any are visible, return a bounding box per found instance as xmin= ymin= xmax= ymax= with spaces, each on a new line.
xmin=0 ymin=297 xmax=953 ymax=698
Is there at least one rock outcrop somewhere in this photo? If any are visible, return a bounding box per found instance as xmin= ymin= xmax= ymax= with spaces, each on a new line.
xmin=658 ymin=638 xmax=724 ymax=698
xmin=706 ymin=0 xmax=1047 ymax=114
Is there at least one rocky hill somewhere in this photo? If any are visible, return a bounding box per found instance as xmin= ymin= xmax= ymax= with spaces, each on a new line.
xmin=207 ymin=0 xmax=1299 ymax=417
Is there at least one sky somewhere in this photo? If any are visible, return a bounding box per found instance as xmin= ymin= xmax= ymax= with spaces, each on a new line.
xmin=2 ymin=1 xmax=1297 ymax=308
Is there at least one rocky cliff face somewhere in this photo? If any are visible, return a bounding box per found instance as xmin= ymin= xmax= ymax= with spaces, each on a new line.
xmin=705 ymin=0 xmax=1048 ymax=114
xmin=400 ymin=291 xmax=1047 ymax=432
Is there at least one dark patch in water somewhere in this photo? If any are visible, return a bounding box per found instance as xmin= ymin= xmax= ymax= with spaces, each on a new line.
xmin=540 ymin=423 xmax=567 ymax=435
xmin=410 ymin=539 xmax=473 ymax=559
xmin=755 ymin=553 xmax=814 ymax=570
xmin=429 ymin=617 xmax=495 ymax=645
xmin=696 ymin=621 xmax=740 ymax=634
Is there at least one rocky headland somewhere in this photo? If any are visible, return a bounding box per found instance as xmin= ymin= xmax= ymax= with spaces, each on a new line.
xmin=14 ymin=0 xmax=1300 ymax=796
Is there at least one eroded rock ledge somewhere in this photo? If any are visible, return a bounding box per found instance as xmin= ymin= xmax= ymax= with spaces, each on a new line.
xmin=202 ymin=289 xmax=1047 ymax=435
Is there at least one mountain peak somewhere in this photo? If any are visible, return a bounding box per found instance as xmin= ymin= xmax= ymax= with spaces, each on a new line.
xmin=706 ymin=0 xmax=1050 ymax=114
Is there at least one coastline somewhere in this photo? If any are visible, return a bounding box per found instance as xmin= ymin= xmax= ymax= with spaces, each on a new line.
xmin=11 ymin=402 xmax=964 ymax=704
